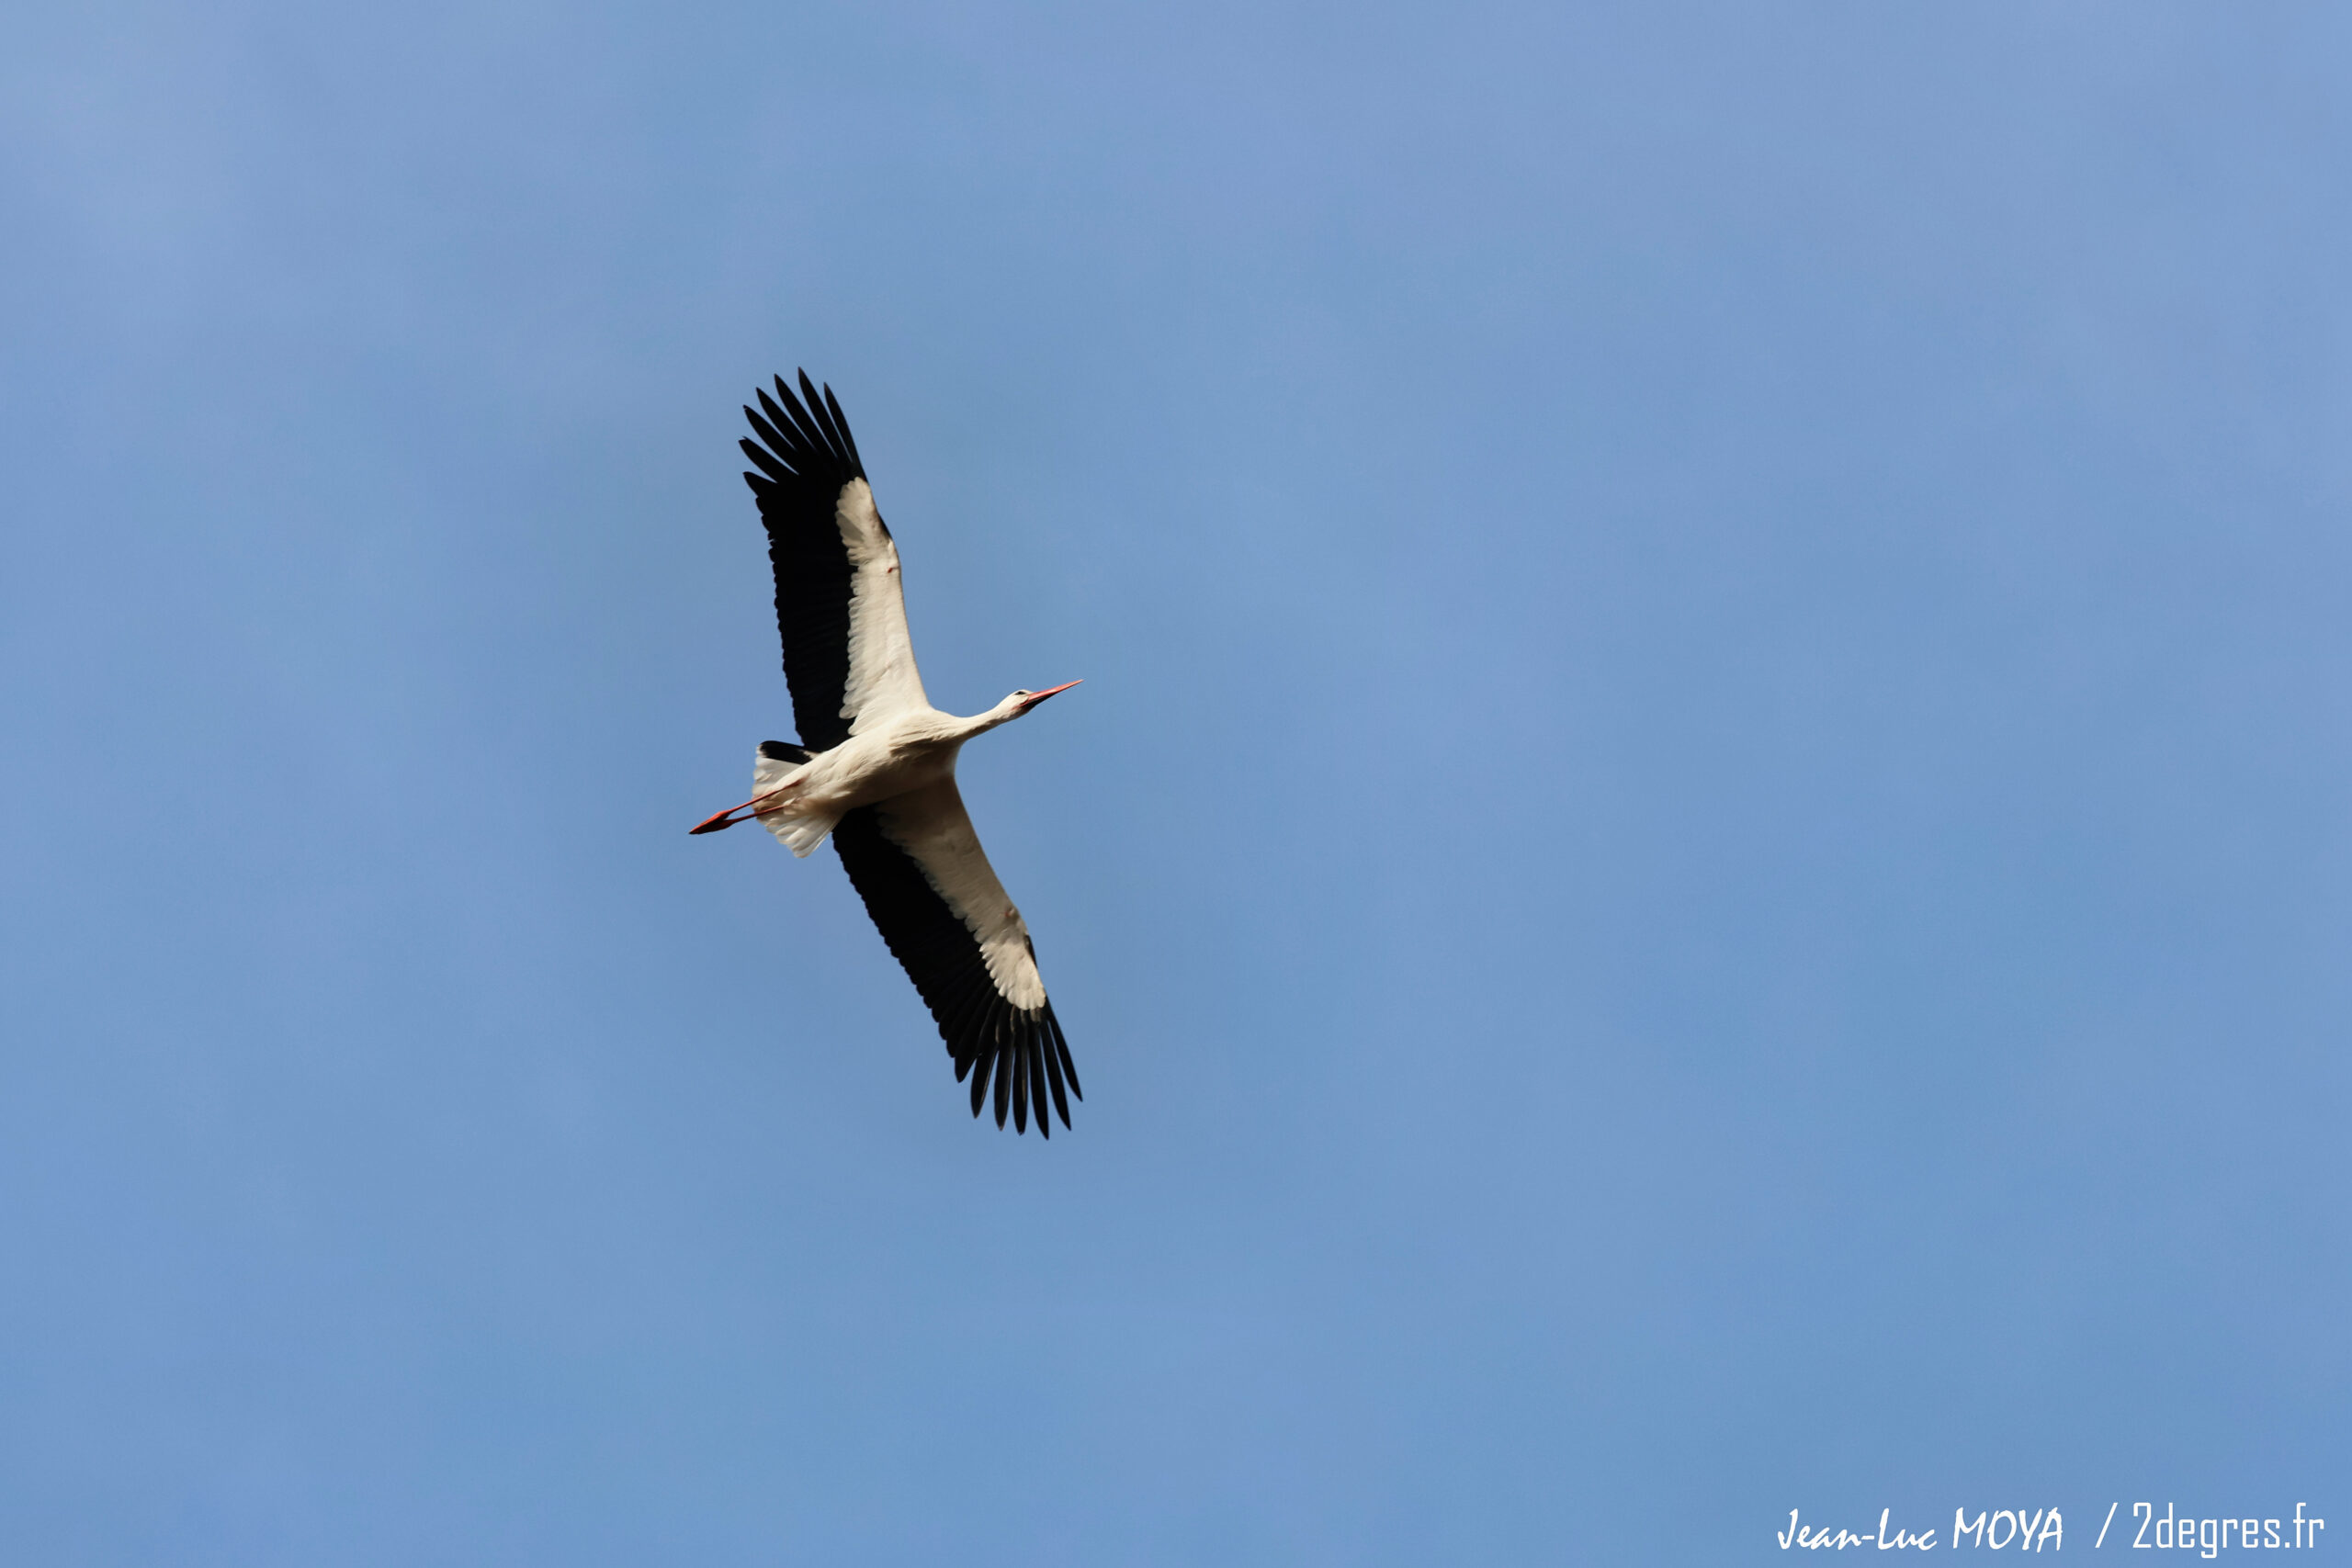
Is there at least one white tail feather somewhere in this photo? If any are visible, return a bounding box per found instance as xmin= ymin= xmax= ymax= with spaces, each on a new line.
xmin=752 ymin=750 xmax=837 ymax=857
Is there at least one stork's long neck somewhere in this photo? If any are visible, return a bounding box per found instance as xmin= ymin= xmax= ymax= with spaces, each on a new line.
xmin=947 ymin=699 xmax=1024 ymax=744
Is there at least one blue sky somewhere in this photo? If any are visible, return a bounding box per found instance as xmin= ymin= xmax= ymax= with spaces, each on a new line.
xmin=4 ymin=3 xmax=2346 ymax=1562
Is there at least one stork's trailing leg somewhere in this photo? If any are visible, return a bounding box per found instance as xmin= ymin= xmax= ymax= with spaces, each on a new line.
xmin=688 ymin=742 xmax=840 ymax=853
xmin=689 ymin=741 xmax=815 ymax=834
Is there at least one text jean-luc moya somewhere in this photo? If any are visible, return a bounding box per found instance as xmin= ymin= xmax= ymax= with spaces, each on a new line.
xmin=1779 ymin=1502 xmax=2327 ymax=1552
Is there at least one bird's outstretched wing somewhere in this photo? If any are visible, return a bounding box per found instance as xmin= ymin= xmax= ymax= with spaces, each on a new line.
xmin=740 ymin=372 xmax=929 ymax=752
xmin=832 ymin=778 xmax=1080 ymax=1134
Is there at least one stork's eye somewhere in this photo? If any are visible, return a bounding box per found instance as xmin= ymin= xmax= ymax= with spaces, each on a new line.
xmin=1012 ymin=689 xmax=1032 ymax=697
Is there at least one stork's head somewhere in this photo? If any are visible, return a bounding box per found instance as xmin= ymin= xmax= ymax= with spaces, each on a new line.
xmin=1001 ymin=679 xmax=1082 ymax=719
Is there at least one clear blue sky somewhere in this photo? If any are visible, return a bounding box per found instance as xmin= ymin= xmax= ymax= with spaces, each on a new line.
xmin=3 ymin=4 xmax=2345 ymax=1562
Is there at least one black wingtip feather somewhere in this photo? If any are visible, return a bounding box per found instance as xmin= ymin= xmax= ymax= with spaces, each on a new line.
xmin=799 ymin=369 xmax=849 ymax=456
xmin=1026 ymin=1036 xmax=1048 ymax=1135
xmin=822 ymin=384 xmax=865 ymax=473
xmin=742 ymin=406 xmax=795 ymax=460
xmin=739 ymin=436 xmax=793 ymax=484
xmin=991 ymin=1012 xmax=1013 ymax=1128
xmin=1039 ymin=1021 xmax=1070 ymax=1127
xmin=967 ymin=1046 xmax=990 ymax=1113
xmin=750 ymin=393 xmax=798 ymax=457
xmin=1010 ymin=1025 xmax=1031 ymax=1134
xmin=772 ymin=377 xmax=831 ymax=457
xmin=1047 ymin=1009 xmax=1081 ymax=1100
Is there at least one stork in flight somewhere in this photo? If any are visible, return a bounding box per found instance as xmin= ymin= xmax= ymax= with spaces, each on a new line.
xmin=690 ymin=372 xmax=1082 ymax=1135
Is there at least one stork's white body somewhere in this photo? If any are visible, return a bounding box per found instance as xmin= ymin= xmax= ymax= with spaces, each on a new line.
xmin=751 ymin=721 xmax=969 ymax=855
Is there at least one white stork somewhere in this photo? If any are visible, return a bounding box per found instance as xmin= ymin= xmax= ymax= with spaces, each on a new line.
xmin=690 ymin=371 xmax=1083 ymax=1135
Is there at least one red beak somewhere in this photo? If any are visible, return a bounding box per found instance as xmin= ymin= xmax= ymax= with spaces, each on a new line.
xmin=1023 ymin=679 xmax=1083 ymax=706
